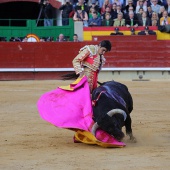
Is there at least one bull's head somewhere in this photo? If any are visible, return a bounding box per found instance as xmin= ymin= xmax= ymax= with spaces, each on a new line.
xmin=91 ymin=109 xmax=127 ymax=141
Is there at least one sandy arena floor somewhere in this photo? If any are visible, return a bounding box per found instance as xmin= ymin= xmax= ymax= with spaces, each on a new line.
xmin=0 ymin=79 xmax=170 ymax=170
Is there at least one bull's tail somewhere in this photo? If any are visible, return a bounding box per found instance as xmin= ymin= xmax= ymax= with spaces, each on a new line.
xmin=61 ymin=73 xmax=79 ymax=80
xmin=61 ymin=76 xmax=107 ymax=84
xmin=97 ymin=81 xmax=102 ymax=85
xmin=97 ymin=81 xmax=104 ymax=86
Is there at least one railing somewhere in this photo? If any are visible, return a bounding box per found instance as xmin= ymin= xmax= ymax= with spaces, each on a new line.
xmin=0 ymin=18 xmax=74 ymax=41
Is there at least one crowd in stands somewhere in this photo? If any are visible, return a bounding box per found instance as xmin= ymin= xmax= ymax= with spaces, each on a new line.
xmin=1 ymin=0 xmax=170 ymax=41
xmin=59 ymin=0 xmax=170 ymax=32
xmin=0 ymin=34 xmax=80 ymax=42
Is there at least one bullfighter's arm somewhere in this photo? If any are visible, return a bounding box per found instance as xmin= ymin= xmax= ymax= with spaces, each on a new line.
xmin=72 ymin=48 xmax=90 ymax=75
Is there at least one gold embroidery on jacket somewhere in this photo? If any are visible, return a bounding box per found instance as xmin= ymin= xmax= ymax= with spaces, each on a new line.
xmin=72 ymin=45 xmax=103 ymax=74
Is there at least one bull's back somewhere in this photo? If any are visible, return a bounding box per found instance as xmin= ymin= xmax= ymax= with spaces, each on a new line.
xmin=93 ymin=81 xmax=133 ymax=113
xmin=104 ymin=81 xmax=133 ymax=113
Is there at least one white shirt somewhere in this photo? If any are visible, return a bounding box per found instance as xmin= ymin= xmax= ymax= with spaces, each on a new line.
xmin=142 ymin=18 xmax=146 ymax=26
xmin=151 ymin=4 xmax=161 ymax=14
xmin=161 ymin=17 xmax=168 ymax=25
xmin=168 ymin=6 xmax=170 ymax=13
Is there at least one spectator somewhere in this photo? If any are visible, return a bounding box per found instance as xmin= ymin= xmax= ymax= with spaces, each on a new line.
xmin=116 ymin=4 xmax=124 ymax=15
xmin=151 ymin=0 xmax=161 ymax=14
xmin=56 ymin=34 xmax=67 ymax=42
xmin=75 ymin=0 xmax=89 ymax=14
xmin=165 ymin=0 xmax=170 ymax=16
xmin=73 ymin=6 xmax=89 ymax=27
xmin=40 ymin=37 xmax=46 ymax=42
xmin=158 ymin=6 xmax=166 ymax=19
xmin=130 ymin=27 xmax=136 ymax=35
xmin=114 ymin=12 xmax=125 ymax=26
xmin=43 ymin=0 xmax=54 ymax=26
xmin=124 ymin=6 xmax=136 ymax=19
xmin=89 ymin=7 xmax=101 ymax=19
xmin=59 ymin=0 xmax=73 ymax=26
xmin=73 ymin=34 xmax=79 ymax=42
xmin=98 ymin=0 xmax=106 ymax=9
xmin=125 ymin=11 xmax=139 ymax=27
xmin=151 ymin=11 xmax=159 ymax=25
xmin=110 ymin=27 xmax=124 ymax=35
xmin=101 ymin=0 xmax=112 ymax=15
xmin=146 ymin=0 xmax=152 ymax=6
xmin=131 ymin=0 xmax=138 ymax=6
xmin=136 ymin=0 xmax=147 ymax=13
xmin=160 ymin=10 xmax=170 ymax=25
xmin=147 ymin=5 xmax=153 ymax=18
xmin=110 ymin=3 xmax=118 ymax=19
xmin=88 ymin=1 xmax=100 ymax=13
xmin=124 ymin=0 xmax=136 ymax=14
xmin=136 ymin=7 xmax=144 ymax=20
xmin=112 ymin=0 xmax=123 ymax=6
xmin=9 ymin=37 xmax=21 ymax=42
xmin=88 ymin=11 xmax=102 ymax=26
xmin=46 ymin=37 xmax=54 ymax=42
xmin=152 ymin=19 xmax=159 ymax=25
xmin=138 ymin=11 xmax=152 ymax=26
xmin=0 ymin=37 xmax=7 ymax=42
xmin=162 ymin=0 xmax=168 ymax=6
xmin=159 ymin=10 xmax=170 ymax=32
xmin=102 ymin=13 xmax=114 ymax=26
xmin=22 ymin=37 xmax=28 ymax=42
xmin=89 ymin=7 xmax=95 ymax=18
xmin=136 ymin=0 xmax=147 ymax=6
xmin=71 ymin=0 xmax=78 ymax=9
xmin=157 ymin=0 xmax=166 ymax=6
xmin=101 ymin=6 xmax=112 ymax=19
xmin=138 ymin=26 xmax=156 ymax=35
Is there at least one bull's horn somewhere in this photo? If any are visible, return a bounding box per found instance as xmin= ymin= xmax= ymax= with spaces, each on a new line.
xmin=91 ymin=122 xmax=99 ymax=136
xmin=107 ymin=109 xmax=127 ymax=121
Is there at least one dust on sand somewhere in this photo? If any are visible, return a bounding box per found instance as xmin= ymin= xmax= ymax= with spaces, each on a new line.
xmin=0 ymin=80 xmax=170 ymax=170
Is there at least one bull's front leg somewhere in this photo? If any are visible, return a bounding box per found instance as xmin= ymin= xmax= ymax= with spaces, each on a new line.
xmin=125 ymin=114 xmax=137 ymax=142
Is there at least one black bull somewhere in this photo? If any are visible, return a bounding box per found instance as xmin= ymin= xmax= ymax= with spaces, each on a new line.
xmin=91 ymin=80 xmax=136 ymax=142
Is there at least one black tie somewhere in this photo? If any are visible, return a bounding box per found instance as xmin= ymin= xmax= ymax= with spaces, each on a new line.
xmin=164 ymin=20 xmax=166 ymax=25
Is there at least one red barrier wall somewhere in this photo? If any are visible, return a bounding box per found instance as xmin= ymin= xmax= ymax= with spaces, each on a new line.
xmin=0 ymin=42 xmax=98 ymax=68
xmin=0 ymin=36 xmax=170 ymax=80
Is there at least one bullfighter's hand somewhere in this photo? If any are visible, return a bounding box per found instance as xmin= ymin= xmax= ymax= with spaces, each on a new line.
xmin=78 ymin=71 xmax=85 ymax=78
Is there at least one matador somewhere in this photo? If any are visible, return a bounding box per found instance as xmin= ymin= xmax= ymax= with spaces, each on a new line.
xmin=72 ymin=40 xmax=112 ymax=93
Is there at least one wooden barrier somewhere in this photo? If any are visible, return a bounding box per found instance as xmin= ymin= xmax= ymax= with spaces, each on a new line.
xmin=0 ymin=36 xmax=170 ymax=80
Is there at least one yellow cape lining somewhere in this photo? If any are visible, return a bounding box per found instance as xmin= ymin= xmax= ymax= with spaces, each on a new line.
xmin=59 ymin=76 xmax=84 ymax=91
xmin=74 ymin=130 xmax=124 ymax=148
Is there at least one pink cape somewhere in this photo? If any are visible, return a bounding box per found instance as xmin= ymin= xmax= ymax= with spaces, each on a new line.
xmin=37 ymin=76 xmax=125 ymax=147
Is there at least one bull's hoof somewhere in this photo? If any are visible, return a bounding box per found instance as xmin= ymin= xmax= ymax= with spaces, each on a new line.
xmin=130 ymin=136 xmax=137 ymax=143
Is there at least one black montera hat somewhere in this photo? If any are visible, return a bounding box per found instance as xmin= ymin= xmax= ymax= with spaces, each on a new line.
xmin=115 ymin=27 xmax=119 ymax=32
xmin=131 ymin=28 xmax=135 ymax=32
xmin=145 ymin=26 xmax=149 ymax=30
